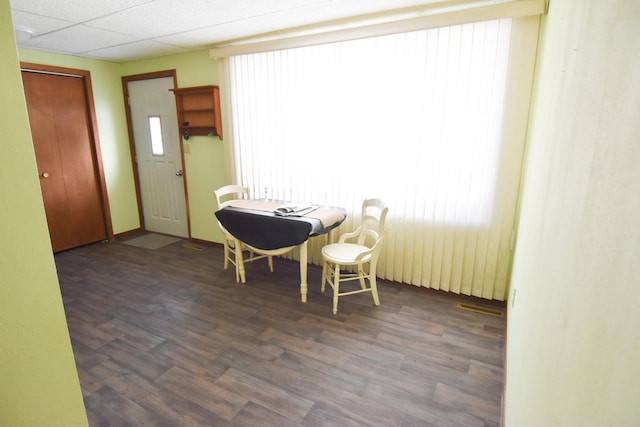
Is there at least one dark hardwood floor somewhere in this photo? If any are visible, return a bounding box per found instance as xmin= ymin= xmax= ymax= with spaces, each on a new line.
xmin=55 ymin=237 xmax=506 ymax=427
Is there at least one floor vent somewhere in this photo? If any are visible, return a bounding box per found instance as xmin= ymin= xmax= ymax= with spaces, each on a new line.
xmin=456 ymin=302 xmax=504 ymax=317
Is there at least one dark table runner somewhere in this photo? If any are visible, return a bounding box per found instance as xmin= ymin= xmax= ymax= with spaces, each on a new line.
xmin=215 ymin=206 xmax=345 ymax=250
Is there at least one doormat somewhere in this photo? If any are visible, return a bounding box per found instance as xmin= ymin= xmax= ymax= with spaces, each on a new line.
xmin=122 ymin=233 xmax=183 ymax=250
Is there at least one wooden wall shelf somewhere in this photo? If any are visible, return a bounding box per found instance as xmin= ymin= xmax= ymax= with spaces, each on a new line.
xmin=171 ymin=85 xmax=223 ymax=140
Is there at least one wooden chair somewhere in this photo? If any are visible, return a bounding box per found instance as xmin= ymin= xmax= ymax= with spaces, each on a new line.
xmin=321 ymin=198 xmax=388 ymax=314
xmin=214 ymin=185 xmax=273 ymax=282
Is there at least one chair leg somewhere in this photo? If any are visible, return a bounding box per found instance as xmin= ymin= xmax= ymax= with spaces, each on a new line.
xmin=236 ymin=264 xmax=246 ymax=283
xmin=321 ymin=262 xmax=328 ymax=293
xmin=333 ymin=264 xmax=341 ymax=314
xmin=235 ymin=255 xmax=241 ymax=283
xmin=234 ymin=241 xmax=246 ymax=283
xmin=223 ymin=240 xmax=230 ymax=270
xmin=358 ymin=265 xmax=367 ymax=290
xmin=370 ymin=270 xmax=380 ymax=306
xmin=268 ymin=255 xmax=274 ymax=272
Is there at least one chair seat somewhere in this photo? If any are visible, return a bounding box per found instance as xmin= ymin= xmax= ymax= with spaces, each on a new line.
xmin=322 ymin=243 xmax=372 ymax=264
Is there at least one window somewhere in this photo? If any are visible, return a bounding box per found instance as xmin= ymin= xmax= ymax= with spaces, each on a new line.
xmin=230 ymin=20 xmax=510 ymax=225
xmin=149 ymin=116 xmax=164 ymax=156
xmin=226 ymin=17 xmax=537 ymax=300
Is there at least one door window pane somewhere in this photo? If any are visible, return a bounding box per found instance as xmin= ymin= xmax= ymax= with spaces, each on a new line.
xmin=149 ymin=116 xmax=164 ymax=156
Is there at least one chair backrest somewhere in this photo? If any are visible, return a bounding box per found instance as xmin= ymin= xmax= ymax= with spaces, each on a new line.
xmin=361 ymin=198 xmax=388 ymax=233
xmin=214 ymin=184 xmax=249 ymax=209
xmin=356 ymin=198 xmax=388 ymax=248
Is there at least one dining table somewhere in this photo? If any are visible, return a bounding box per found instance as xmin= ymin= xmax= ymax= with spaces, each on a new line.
xmin=214 ymin=199 xmax=347 ymax=302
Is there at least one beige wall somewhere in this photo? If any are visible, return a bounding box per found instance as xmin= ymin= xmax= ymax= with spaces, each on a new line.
xmin=505 ymin=0 xmax=640 ymax=425
xmin=0 ymin=1 xmax=88 ymax=425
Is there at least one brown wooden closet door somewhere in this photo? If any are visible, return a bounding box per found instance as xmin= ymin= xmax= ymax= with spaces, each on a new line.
xmin=22 ymin=71 xmax=107 ymax=252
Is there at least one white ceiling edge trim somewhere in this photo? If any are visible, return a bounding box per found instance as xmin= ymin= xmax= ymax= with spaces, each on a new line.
xmin=209 ymin=0 xmax=545 ymax=59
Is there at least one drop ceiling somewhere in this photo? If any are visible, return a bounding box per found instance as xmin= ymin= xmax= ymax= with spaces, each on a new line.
xmin=10 ymin=0 xmax=447 ymax=62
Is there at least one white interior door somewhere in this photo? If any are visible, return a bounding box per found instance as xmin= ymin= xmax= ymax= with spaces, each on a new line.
xmin=128 ymin=77 xmax=188 ymax=238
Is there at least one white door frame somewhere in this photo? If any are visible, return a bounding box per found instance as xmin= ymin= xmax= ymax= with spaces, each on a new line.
xmin=123 ymin=70 xmax=190 ymax=237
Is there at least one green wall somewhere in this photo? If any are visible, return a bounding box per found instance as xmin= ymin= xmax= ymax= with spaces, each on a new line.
xmin=18 ymin=49 xmax=140 ymax=235
xmin=12 ymin=1 xmax=640 ymax=424
xmin=0 ymin=1 xmax=88 ymax=424
xmin=122 ymin=51 xmax=229 ymax=243
xmin=17 ymin=48 xmax=231 ymax=243
xmin=505 ymin=0 xmax=640 ymax=425
xmin=4 ymin=28 xmax=230 ymax=426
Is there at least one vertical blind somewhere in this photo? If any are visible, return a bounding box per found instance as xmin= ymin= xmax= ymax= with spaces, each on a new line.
xmin=227 ymin=18 xmax=527 ymax=300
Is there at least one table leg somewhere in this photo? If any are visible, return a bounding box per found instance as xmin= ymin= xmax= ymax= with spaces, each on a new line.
xmin=235 ymin=238 xmax=246 ymax=283
xmin=299 ymin=241 xmax=308 ymax=302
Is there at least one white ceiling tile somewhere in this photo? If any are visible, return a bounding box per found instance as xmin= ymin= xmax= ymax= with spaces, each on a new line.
xmin=196 ymin=0 xmax=333 ymax=21
xmin=10 ymin=10 xmax=74 ymax=36
xmin=155 ymin=20 xmax=275 ymax=48
xmin=253 ymin=0 xmax=443 ymax=30
xmin=10 ymin=0 xmax=153 ymax=22
xmin=20 ymin=24 xmax=138 ymax=54
xmin=10 ymin=0 xmax=465 ymax=61
xmin=83 ymin=40 xmax=190 ymax=62
xmin=88 ymin=0 xmax=237 ymax=38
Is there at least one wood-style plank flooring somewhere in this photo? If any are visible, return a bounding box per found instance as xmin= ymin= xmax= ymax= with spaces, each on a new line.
xmin=55 ymin=236 xmax=506 ymax=427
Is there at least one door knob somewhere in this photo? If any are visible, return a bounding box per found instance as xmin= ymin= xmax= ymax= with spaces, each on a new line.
xmin=41 ymin=172 xmax=50 ymax=178
xmin=175 ymin=170 xmax=183 ymax=177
